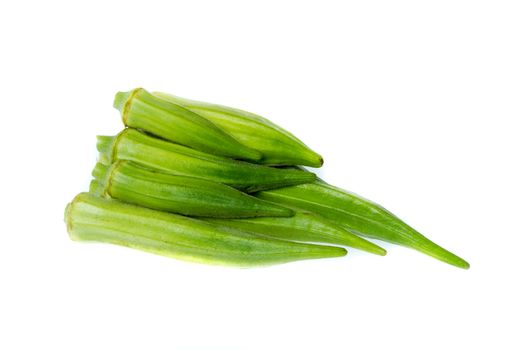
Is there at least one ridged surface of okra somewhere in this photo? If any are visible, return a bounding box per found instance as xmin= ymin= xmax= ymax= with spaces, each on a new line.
xmin=96 ymin=129 xmax=317 ymax=192
xmin=65 ymin=193 xmax=347 ymax=266
xmin=205 ymin=211 xmax=387 ymax=256
xmin=91 ymin=160 xmax=294 ymax=218
xmin=153 ymin=92 xmax=323 ymax=167
xmin=256 ymin=181 xmax=470 ymax=269
xmin=114 ymin=88 xmax=262 ymax=161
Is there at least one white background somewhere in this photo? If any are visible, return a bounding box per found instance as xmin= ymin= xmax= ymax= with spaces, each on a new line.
xmin=1 ymin=1 xmax=524 ymax=349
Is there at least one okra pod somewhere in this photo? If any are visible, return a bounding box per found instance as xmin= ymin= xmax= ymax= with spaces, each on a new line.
xmin=97 ymin=128 xmax=317 ymax=192
xmin=65 ymin=193 xmax=347 ymax=266
xmin=154 ymin=92 xmax=323 ymax=167
xmin=205 ymin=211 xmax=386 ymax=256
xmin=89 ymin=179 xmax=103 ymax=194
xmin=256 ymin=181 xmax=470 ymax=269
xmin=91 ymin=160 xmax=293 ymax=218
xmin=114 ymin=88 xmax=261 ymax=161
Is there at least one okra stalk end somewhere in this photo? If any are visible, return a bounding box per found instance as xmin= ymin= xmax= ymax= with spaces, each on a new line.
xmin=89 ymin=179 xmax=103 ymax=195
xmin=96 ymin=135 xmax=114 ymax=153
xmin=113 ymin=88 xmax=140 ymax=115
xmin=96 ymin=135 xmax=115 ymax=165
xmin=91 ymin=162 xmax=110 ymax=184
xmin=64 ymin=201 xmax=72 ymax=230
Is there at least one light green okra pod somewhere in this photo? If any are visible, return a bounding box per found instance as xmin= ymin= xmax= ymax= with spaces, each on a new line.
xmin=89 ymin=179 xmax=103 ymax=194
xmin=91 ymin=160 xmax=293 ymax=218
xmin=96 ymin=129 xmax=317 ymax=192
xmin=154 ymin=92 xmax=323 ymax=167
xmin=114 ymin=88 xmax=261 ymax=161
xmin=65 ymin=193 xmax=347 ymax=266
xmin=256 ymin=181 xmax=470 ymax=269
xmin=205 ymin=211 xmax=386 ymax=256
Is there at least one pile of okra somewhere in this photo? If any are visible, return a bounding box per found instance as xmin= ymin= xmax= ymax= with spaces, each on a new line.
xmin=65 ymin=88 xmax=469 ymax=268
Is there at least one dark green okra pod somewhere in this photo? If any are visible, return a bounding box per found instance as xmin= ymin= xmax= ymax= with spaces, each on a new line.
xmin=96 ymin=129 xmax=317 ymax=192
xmin=256 ymin=181 xmax=469 ymax=269
xmin=65 ymin=193 xmax=347 ymax=266
xmin=154 ymin=92 xmax=323 ymax=167
xmin=205 ymin=211 xmax=386 ymax=256
xmin=114 ymin=88 xmax=261 ymax=161
xmin=91 ymin=160 xmax=293 ymax=218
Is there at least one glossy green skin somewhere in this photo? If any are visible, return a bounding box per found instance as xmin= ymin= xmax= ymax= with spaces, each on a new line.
xmin=256 ymin=181 xmax=470 ymax=269
xmin=114 ymin=88 xmax=261 ymax=161
xmin=205 ymin=211 xmax=386 ymax=256
xmin=97 ymin=129 xmax=317 ymax=193
xmin=154 ymin=92 xmax=323 ymax=167
xmin=65 ymin=193 xmax=347 ymax=266
xmin=91 ymin=160 xmax=293 ymax=218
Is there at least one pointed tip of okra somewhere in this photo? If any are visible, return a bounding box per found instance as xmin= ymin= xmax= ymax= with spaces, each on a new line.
xmin=302 ymin=153 xmax=324 ymax=168
xmin=360 ymin=241 xmax=387 ymax=256
xmin=459 ymin=260 xmax=470 ymax=269
xmin=234 ymin=146 xmax=263 ymax=162
xmin=257 ymin=203 xmax=295 ymax=218
xmin=335 ymin=227 xmax=387 ymax=256
xmin=411 ymin=236 xmax=470 ymax=269
xmin=326 ymin=245 xmax=348 ymax=258
xmin=447 ymin=254 xmax=470 ymax=269
xmin=302 ymin=244 xmax=348 ymax=260
xmin=434 ymin=253 xmax=470 ymax=270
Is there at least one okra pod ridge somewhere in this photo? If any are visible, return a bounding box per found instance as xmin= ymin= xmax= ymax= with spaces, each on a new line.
xmin=97 ymin=129 xmax=317 ymax=192
xmin=113 ymin=88 xmax=262 ymax=161
xmin=154 ymin=91 xmax=324 ymax=167
xmin=65 ymin=193 xmax=347 ymax=267
xmin=91 ymin=160 xmax=295 ymax=218
xmin=205 ymin=210 xmax=387 ymax=256
xmin=257 ymin=181 xmax=469 ymax=269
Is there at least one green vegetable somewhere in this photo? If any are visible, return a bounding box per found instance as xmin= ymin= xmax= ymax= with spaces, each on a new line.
xmin=205 ymin=211 xmax=386 ymax=256
xmin=97 ymin=128 xmax=317 ymax=192
xmin=89 ymin=179 xmax=103 ymax=194
xmin=114 ymin=88 xmax=261 ymax=161
xmin=256 ymin=181 xmax=469 ymax=269
xmin=154 ymin=92 xmax=323 ymax=167
xmin=65 ymin=193 xmax=347 ymax=266
xmin=91 ymin=160 xmax=293 ymax=218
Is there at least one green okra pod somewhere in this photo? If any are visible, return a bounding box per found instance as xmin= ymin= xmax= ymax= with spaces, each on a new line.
xmin=89 ymin=179 xmax=104 ymax=194
xmin=97 ymin=128 xmax=317 ymax=192
xmin=205 ymin=211 xmax=386 ymax=256
xmin=154 ymin=92 xmax=323 ymax=167
xmin=114 ymin=88 xmax=262 ymax=161
xmin=256 ymin=181 xmax=470 ymax=269
xmin=65 ymin=193 xmax=347 ymax=266
xmin=91 ymin=160 xmax=293 ymax=218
